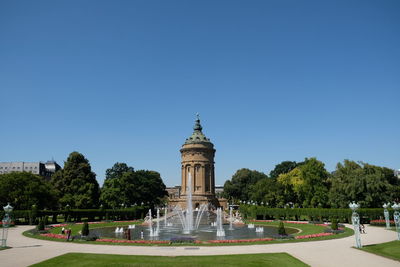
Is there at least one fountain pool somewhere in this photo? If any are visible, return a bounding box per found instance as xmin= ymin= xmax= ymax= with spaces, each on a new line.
xmin=91 ymin=223 xmax=299 ymax=241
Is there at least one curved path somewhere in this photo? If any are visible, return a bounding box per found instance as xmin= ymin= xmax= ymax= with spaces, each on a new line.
xmin=0 ymin=224 xmax=398 ymax=267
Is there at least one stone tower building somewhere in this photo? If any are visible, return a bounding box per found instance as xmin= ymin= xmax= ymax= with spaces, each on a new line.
xmin=169 ymin=115 xmax=221 ymax=208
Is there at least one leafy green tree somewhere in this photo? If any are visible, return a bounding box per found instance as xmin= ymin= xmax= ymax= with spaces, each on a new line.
xmin=134 ymin=170 xmax=168 ymax=206
xmin=277 ymin=158 xmax=329 ymax=207
xmin=105 ymin=162 xmax=134 ymax=180
xmin=51 ymin=151 xmax=100 ymax=209
xmin=250 ymin=178 xmax=286 ymax=207
xmin=298 ymin=158 xmax=329 ymax=207
xmin=269 ymin=161 xmax=299 ymax=179
xmin=100 ymin=163 xmax=135 ymax=208
xmin=100 ymin=163 xmax=167 ymax=208
xmin=223 ymin=168 xmax=268 ymax=201
xmin=0 ymin=172 xmax=57 ymax=210
xmin=328 ymin=160 xmax=398 ymax=208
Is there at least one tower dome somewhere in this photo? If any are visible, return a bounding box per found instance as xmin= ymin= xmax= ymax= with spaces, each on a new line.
xmin=184 ymin=114 xmax=212 ymax=145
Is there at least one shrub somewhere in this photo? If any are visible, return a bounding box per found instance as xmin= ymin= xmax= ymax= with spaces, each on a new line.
xmin=51 ymin=214 xmax=57 ymax=224
xmin=81 ymin=221 xmax=89 ymax=236
xmin=331 ymin=217 xmax=338 ymax=230
xmin=278 ymin=221 xmax=286 ymax=235
xmin=37 ymin=218 xmax=45 ymax=231
xmin=65 ymin=215 xmax=71 ymax=223
xmin=43 ymin=215 xmax=49 ymax=226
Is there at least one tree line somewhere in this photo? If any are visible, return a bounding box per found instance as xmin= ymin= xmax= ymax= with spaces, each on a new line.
xmin=223 ymin=158 xmax=400 ymax=208
xmin=0 ymin=151 xmax=168 ymax=210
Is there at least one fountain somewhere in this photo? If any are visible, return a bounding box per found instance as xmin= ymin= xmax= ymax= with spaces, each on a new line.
xmin=255 ymin=227 xmax=264 ymax=233
xmin=114 ymin=227 xmax=124 ymax=233
xmin=172 ymin=172 xmax=209 ymax=234
xmin=164 ymin=206 xmax=168 ymax=226
xmin=156 ymin=208 xmax=160 ymax=235
xmin=147 ymin=209 xmax=159 ymax=237
xmin=216 ymin=207 xmax=225 ymax=237
xmin=183 ymin=172 xmax=194 ymax=233
xmin=229 ymin=206 xmax=233 ymax=230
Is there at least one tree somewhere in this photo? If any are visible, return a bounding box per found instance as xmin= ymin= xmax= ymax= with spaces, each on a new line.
xmin=51 ymin=151 xmax=100 ymax=209
xmin=223 ymin=169 xmax=268 ymax=201
xmin=277 ymin=158 xmax=329 ymax=207
xmin=100 ymin=163 xmax=168 ymax=208
xmin=250 ymin=177 xmax=286 ymax=207
xmin=100 ymin=163 xmax=135 ymax=208
xmin=269 ymin=161 xmax=299 ymax=179
xmin=133 ymin=170 xmax=168 ymax=206
xmin=328 ymin=160 xmax=398 ymax=208
xmin=105 ymin=162 xmax=134 ymax=180
xmin=0 ymin=172 xmax=58 ymax=210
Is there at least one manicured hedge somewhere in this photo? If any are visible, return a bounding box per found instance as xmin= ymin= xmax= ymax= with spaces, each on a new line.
xmin=239 ymin=205 xmax=391 ymax=223
xmin=0 ymin=206 xmax=149 ymax=225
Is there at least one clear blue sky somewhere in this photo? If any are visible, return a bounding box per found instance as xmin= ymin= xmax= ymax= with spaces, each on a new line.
xmin=1 ymin=1 xmax=399 ymax=186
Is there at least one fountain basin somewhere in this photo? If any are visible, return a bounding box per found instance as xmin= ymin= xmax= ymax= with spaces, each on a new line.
xmin=91 ymin=224 xmax=299 ymax=241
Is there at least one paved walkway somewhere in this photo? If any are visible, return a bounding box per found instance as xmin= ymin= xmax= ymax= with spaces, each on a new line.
xmin=0 ymin=224 xmax=399 ymax=267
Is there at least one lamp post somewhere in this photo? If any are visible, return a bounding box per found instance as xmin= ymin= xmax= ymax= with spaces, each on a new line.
xmin=392 ymin=203 xmax=400 ymax=240
xmin=383 ymin=203 xmax=391 ymax=229
xmin=1 ymin=203 xmax=13 ymax=248
xmin=349 ymin=202 xmax=362 ymax=248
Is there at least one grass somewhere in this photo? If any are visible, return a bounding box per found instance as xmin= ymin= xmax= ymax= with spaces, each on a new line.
xmin=30 ymin=252 xmax=309 ymax=267
xmin=360 ymin=240 xmax=400 ymax=262
xmin=23 ymin=220 xmax=353 ymax=246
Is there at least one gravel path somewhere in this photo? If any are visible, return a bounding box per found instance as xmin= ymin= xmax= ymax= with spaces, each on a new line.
xmin=0 ymin=224 xmax=398 ymax=267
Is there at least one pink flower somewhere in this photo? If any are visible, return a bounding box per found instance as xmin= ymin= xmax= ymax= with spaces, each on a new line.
xmin=295 ymin=233 xmax=333 ymax=239
xmin=40 ymin=233 xmax=67 ymax=239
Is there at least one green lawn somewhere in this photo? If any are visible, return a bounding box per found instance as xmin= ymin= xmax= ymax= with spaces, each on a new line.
xmin=360 ymin=240 xmax=400 ymax=262
xmin=30 ymin=252 xmax=309 ymax=267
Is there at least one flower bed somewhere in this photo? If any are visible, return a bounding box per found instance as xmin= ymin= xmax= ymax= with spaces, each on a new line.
xmin=96 ymin=238 xmax=169 ymax=244
xmin=40 ymin=233 xmax=67 ymax=239
xmin=205 ymin=238 xmax=274 ymax=244
xmin=295 ymin=233 xmax=333 ymax=239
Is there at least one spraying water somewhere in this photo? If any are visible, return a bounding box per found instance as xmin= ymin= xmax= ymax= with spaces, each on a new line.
xmin=216 ymin=207 xmax=225 ymax=237
xmin=148 ymin=209 xmax=159 ymax=237
xmin=156 ymin=208 xmax=160 ymax=235
xmin=229 ymin=206 xmax=233 ymax=230
xmin=164 ymin=206 xmax=168 ymax=226
xmin=148 ymin=209 xmax=154 ymax=236
xmin=183 ymin=172 xmax=194 ymax=234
